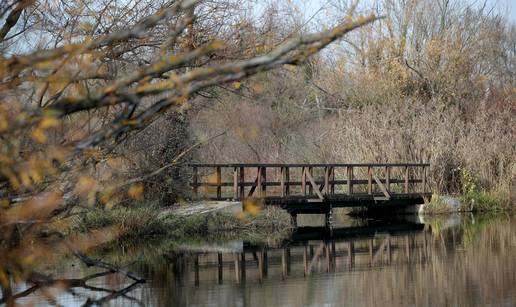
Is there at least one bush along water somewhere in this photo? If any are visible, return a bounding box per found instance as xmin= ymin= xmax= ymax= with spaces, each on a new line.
xmin=423 ymin=168 xmax=513 ymax=215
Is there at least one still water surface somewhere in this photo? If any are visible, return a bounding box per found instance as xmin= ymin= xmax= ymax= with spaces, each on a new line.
xmin=10 ymin=213 xmax=516 ymax=306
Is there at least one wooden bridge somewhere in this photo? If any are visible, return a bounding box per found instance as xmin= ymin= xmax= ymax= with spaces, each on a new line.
xmin=189 ymin=163 xmax=431 ymax=214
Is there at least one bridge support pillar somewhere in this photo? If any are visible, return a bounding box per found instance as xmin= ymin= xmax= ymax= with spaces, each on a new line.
xmin=325 ymin=208 xmax=333 ymax=228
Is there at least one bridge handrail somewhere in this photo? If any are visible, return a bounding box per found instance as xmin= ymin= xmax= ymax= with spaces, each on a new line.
xmin=189 ymin=163 xmax=430 ymax=201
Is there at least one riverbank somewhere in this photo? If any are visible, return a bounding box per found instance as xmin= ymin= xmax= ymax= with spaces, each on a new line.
xmin=422 ymin=189 xmax=513 ymax=215
xmin=69 ymin=203 xmax=294 ymax=245
xmin=67 ymin=187 xmax=513 ymax=248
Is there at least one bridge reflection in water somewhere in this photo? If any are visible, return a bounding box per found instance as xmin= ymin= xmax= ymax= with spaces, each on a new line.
xmin=166 ymin=221 xmax=430 ymax=286
xmin=11 ymin=214 xmax=513 ymax=306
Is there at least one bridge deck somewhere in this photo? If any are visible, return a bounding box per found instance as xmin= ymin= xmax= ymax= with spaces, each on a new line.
xmin=189 ymin=163 xmax=431 ymax=213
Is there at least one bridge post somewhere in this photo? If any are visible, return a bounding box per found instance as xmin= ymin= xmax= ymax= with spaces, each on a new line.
xmin=280 ymin=167 xmax=285 ymax=197
xmin=233 ymin=167 xmax=238 ymax=200
xmin=404 ymin=166 xmax=409 ymax=193
xmin=262 ymin=166 xmax=267 ymax=197
xmin=216 ymin=166 xmax=222 ymax=199
xmin=257 ymin=167 xmax=262 ymax=197
xmin=385 ymin=166 xmax=391 ymax=192
xmin=308 ymin=167 xmax=313 ymax=196
xmin=239 ymin=167 xmax=245 ymax=199
xmin=347 ymin=166 xmax=353 ymax=195
xmin=324 ymin=167 xmax=329 ymax=195
xmin=301 ymin=167 xmax=306 ymax=196
xmin=368 ymin=166 xmax=372 ymax=194
xmin=285 ymin=167 xmax=290 ymax=196
xmin=331 ymin=167 xmax=335 ymax=194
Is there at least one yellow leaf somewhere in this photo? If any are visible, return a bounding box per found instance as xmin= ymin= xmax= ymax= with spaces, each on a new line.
xmin=232 ymin=81 xmax=242 ymax=89
xmin=243 ymin=198 xmax=263 ymax=215
xmin=128 ymin=183 xmax=144 ymax=199
xmin=75 ymin=176 xmax=97 ymax=196
xmin=31 ymin=128 xmax=47 ymax=143
xmin=252 ymin=83 xmax=264 ymax=93
xmin=210 ymin=40 xmax=226 ymax=50
xmin=236 ymin=211 xmax=247 ymax=221
xmin=20 ymin=170 xmax=31 ymax=187
xmin=29 ymin=168 xmax=43 ymax=184
xmin=0 ymin=269 xmax=9 ymax=288
xmin=34 ymin=60 xmax=55 ymax=70
xmin=0 ymin=115 xmax=7 ymax=132
xmin=39 ymin=117 xmax=60 ymax=129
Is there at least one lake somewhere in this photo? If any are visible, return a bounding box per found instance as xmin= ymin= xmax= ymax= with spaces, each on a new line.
xmin=7 ymin=212 xmax=516 ymax=306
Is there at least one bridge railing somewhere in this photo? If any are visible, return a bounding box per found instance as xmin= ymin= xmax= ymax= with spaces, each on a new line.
xmin=189 ymin=163 xmax=430 ymax=201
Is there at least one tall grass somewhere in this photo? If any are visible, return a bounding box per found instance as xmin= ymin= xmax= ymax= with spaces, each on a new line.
xmin=71 ymin=204 xmax=293 ymax=242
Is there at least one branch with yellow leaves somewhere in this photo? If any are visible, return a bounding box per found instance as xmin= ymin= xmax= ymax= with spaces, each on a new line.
xmin=55 ymin=13 xmax=381 ymax=150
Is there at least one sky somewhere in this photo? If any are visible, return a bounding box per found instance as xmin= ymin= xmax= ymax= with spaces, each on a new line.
xmin=295 ymin=0 xmax=516 ymax=24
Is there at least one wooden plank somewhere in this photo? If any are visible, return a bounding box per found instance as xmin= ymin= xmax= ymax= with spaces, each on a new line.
xmin=216 ymin=166 xmax=221 ymax=199
xmin=304 ymin=169 xmax=325 ymax=200
xmin=373 ymin=173 xmax=391 ymax=199
xmin=195 ymin=178 xmax=422 ymax=187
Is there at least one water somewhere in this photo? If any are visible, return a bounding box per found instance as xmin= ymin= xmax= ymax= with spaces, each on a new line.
xmin=6 ymin=213 xmax=516 ymax=306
